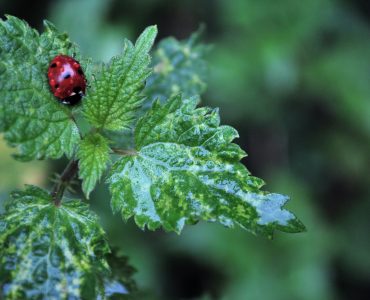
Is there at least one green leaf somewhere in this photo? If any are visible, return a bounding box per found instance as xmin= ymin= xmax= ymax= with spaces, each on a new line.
xmin=145 ymin=28 xmax=209 ymax=104
xmin=77 ymin=132 xmax=111 ymax=198
xmin=0 ymin=185 xmax=110 ymax=299
xmin=104 ymin=248 xmax=137 ymax=299
xmin=108 ymin=95 xmax=305 ymax=236
xmin=0 ymin=15 xmax=81 ymax=161
xmin=83 ymin=26 xmax=157 ymax=131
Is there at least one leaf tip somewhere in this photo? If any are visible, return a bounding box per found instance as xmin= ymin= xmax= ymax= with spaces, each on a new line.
xmin=137 ymin=25 xmax=158 ymax=49
xmin=43 ymin=19 xmax=56 ymax=31
xmin=147 ymin=24 xmax=158 ymax=35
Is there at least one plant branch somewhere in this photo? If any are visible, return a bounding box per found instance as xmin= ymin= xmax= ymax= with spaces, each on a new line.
xmin=110 ymin=147 xmax=138 ymax=156
xmin=51 ymin=159 xmax=79 ymax=206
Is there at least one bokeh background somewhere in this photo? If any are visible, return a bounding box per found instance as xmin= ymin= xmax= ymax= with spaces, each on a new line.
xmin=1 ymin=0 xmax=370 ymax=299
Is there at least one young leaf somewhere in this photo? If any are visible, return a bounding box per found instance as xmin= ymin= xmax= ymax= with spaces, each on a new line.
xmin=145 ymin=28 xmax=209 ymax=104
xmin=0 ymin=185 xmax=110 ymax=299
xmin=0 ymin=15 xmax=80 ymax=161
xmin=77 ymin=132 xmax=111 ymax=198
xmin=108 ymin=95 xmax=305 ymax=236
xmin=83 ymin=26 xmax=157 ymax=131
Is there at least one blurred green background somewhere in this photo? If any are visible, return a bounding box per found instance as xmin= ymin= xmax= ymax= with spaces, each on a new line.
xmin=1 ymin=0 xmax=370 ymax=299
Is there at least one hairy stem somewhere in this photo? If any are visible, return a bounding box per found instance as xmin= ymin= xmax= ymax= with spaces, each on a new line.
xmin=51 ymin=159 xmax=79 ymax=206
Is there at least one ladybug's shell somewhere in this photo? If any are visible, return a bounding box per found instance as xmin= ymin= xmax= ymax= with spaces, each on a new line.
xmin=47 ymin=55 xmax=87 ymax=104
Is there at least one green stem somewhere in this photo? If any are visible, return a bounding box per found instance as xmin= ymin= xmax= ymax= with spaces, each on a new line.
xmin=51 ymin=159 xmax=79 ymax=206
xmin=111 ymin=147 xmax=138 ymax=156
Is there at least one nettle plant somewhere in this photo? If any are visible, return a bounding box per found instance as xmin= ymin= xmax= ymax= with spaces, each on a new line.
xmin=0 ymin=16 xmax=305 ymax=299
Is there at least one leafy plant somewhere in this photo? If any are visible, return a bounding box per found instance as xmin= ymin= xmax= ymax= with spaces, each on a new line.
xmin=0 ymin=15 xmax=305 ymax=299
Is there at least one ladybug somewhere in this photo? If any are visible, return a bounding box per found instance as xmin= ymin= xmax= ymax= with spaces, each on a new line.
xmin=47 ymin=55 xmax=87 ymax=105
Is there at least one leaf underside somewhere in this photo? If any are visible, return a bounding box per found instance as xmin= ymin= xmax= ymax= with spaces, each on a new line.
xmin=0 ymin=15 xmax=80 ymax=161
xmin=108 ymin=95 xmax=305 ymax=237
xmin=0 ymin=186 xmax=110 ymax=299
xmin=83 ymin=25 xmax=158 ymax=131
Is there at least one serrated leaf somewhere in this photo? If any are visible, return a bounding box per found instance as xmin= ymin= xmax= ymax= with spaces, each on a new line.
xmin=83 ymin=26 xmax=157 ymax=131
xmin=145 ymin=28 xmax=209 ymax=104
xmin=0 ymin=185 xmax=110 ymax=299
xmin=0 ymin=15 xmax=81 ymax=161
xmin=108 ymin=95 xmax=305 ymax=236
xmin=77 ymin=132 xmax=111 ymax=198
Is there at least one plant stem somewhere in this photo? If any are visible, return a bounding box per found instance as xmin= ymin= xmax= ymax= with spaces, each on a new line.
xmin=51 ymin=159 xmax=79 ymax=206
xmin=111 ymin=147 xmax=138 ymax=156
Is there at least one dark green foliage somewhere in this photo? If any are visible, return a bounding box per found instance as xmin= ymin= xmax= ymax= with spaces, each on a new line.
xmin=109 ymin=95 xmax=304 ymax=235
xmin=0 ymin=16 xmax=80 ymax=161
xmin=83 ymin=26 xmax=157 ymax=131
xmin=77 ymin=132 xmax=111 ymax=198
xmin=104 ymin=249 xmax=137 ymax=299
xmin=0 ymin=15 xmax=305 ymax=299
xmin=0 ymin=186 xmax=110 ymax=299
xmin=145 ymin=28 xmax=209 ymax=103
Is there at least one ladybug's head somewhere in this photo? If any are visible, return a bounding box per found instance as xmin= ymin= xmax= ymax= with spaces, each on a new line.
xmin=61 ymin=87 xmax=85 ymax=105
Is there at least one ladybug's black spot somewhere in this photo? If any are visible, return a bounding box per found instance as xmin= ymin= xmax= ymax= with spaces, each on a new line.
xmin=63 ymin=73 xmax=71 ymax=79
xmin=54 ymin=84 xmax=59 ymax=88
xmin=50 ymin=63 xmax=57 ymax=68
xmin=77 ymin=68 xmax=84 ymax=75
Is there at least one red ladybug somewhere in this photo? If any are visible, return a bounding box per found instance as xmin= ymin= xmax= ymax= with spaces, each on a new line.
xmin=47 ymin=55 xmax=87 ymax=105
